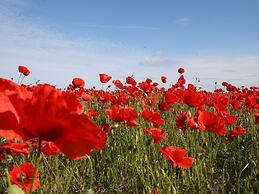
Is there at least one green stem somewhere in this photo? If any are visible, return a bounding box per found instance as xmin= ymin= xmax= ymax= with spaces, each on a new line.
xmin=87 ymin=156 xmax=94 ymax=188
xmin=64 ymin=171 xmax=73 ymax=194
xmin=29 ymin=138 xmax=42 ymax=194
xmin=18 ymin=73 xmax=21 ymax=84
xmin=5 ymin=168 xmax=11 ymax=187
xmin=20 ymin=75 xmax=25 ymax=84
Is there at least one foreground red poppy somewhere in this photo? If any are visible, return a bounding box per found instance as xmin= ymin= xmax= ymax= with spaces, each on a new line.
xmin=9 ymin=162 xmax=40 ymax=193
xmin=0 ymin=78 xmax=107 ymax=160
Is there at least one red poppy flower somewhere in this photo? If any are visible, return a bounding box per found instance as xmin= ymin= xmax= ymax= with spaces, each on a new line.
xmin=72 ymin=78 xmax=85 ymax=88
xmin=222 ymin=112 xmax=238 ymax=125
xmin=187 ymin=115 xmax=198 ymax=129
xmin=222 ymin=81 xmax=228 ymax=86
xmin=226 ymin=126 xmax=246 ymax=143
xmin=99 ymin=73 xmax=112 ymax=83
xmin=164 ymin=91 xmax=180 ymax=104
xmin=230 ymin=126 xmax=246 ymax=136
xmin=139 ymin=81 xmax=152 ymax=94
xmin=158 ymin=102 xmax=171 ymax=111
xmin=18 ymin=66 xmax=30 ymax=76
xmin=161 ymin=76 xmax=167 ymax=83
xmin=198 ymin=111 xmax=226 ymax=136
xmin=146 ymin=78 xmax=152 ymax=84
xmin=175 ymin=111 xmax=197 ymax=130
xmin=230 ymin=100 xmax=241 ymax=110
xmin=141 ymin=109 xmax=164 ymax=127
xmin=144 ymin=128 xmax=166 ymax=143
xmin=174 ymin=75 xmax=186 ymax=87
xmin=113 ymin=80 xmax=124 ymax=89
xmin=0 ymin=79 xmax=106 ymax=160
xmin=9 ymin=162 xmax=40 ymax=193
xmin=0 ymin=140 xmax=30 ymax=158
xmin=105 ymin=105 xmax=138 ymax=126
xmin=150 ymin=112 xmax=164 ymax=127
xmin=183 ymin=84 xmax=205 ymax=107
xmin=141 ymin=109 xmax=153 ymax=122
xmin=178 ymin=67 xmax=185 ymax=74
xmin=160 ymin=146 xmax=194 ymax=168
xmin=27 ymin=139 xmax=61 ymax=156
xmin=153 ymin=82 xmax=159 ymax=87
xmin=126 ymin=76 xmax=137 ymax=85
xmin=87 ymin=108 xmax=100 ymax=117
xmin=176 ymin=112 xmax=188 ymax=130
xmin=41 ymin=141 xmax=61 ymax=156
xmin=81 ymin=93 xmax=92 ymax=101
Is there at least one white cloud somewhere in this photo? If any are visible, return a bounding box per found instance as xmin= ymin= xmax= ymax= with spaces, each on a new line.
xmin=174 ymin=17 xmax=190 ymax=25
xmin=139 ymin=51 xmax=183 ymax=67
xmin=182 ymin=55 xmax=259 ymax=89
xmin=0 ymin=1 xmax=148 ymax=87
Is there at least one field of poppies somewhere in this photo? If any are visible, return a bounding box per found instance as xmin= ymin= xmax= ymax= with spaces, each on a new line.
xmin=0 ymin=66 xmax=258 ymax=194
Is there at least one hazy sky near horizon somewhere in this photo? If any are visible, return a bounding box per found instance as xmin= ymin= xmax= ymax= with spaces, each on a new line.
xmin=0 ymin=0 xmax=259 ymax=90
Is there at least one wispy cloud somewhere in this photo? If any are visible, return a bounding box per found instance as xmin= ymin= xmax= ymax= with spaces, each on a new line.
xmin=139 ymin=51 xmax=182 ymax=67
xmin=174 ymin=17 xmax=190 ymax=25
xmin=182 ymin=55 xmax=259 ymax=88
xmin=0 ymin=1 xmax=148 ymax=87
xmin=0 ymin=1 xmax=258 ymax=90
xmin=79 ymin=24 xmax=160 ymax=30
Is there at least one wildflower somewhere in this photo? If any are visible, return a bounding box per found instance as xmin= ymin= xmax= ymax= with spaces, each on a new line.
xmin=144 ymin=128 xmax=166 ymax=143
xmin=0 ymin=78 xmax=106 ymax=160
xmin=198 ymin=110 xmax=226 ymax=136
xmin=18 ymin=66 xmax=30 ymax=76
xmin=72 ymin=77 xmax=85 ymax=88
xmin=99 ymin=73 xmax=112 ymax=83
xmin=178 ymin=67 xmax=185 ymax=74
xmin=160 ymin=146 xmax=194 ymax=168
xmin=161 ymin=76 xmax=167 ymax=83
xmin=9 ymin=162 xmax=40 ymax=193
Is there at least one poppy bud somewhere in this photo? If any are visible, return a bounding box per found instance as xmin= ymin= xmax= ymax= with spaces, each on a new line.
xmin=178 ymin=67 xmax=185 ymax=74
xmin=18 ymin=65 xmax=30 ymax=76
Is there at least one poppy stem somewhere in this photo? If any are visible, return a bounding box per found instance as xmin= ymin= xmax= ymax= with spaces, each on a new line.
xmin=20 ymin=75 xmax=25 ymax=84
xmin=18 ymin=73 xmax=21 ymax=84
xmin=29 ymin=138 xmax=42 ymax=194
xmin=87 ymin=156 xmax=94 ymax=188
xmin=5 ymin=168 xmax=11 ymax=187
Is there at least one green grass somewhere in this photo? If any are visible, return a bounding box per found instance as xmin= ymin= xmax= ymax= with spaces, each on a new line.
xmin=0 ymin=95 xmax=258 ymax=194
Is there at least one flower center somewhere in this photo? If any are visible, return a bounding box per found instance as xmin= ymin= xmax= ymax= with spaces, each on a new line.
xmin=19 ymin=174 xmax=28 ymax=182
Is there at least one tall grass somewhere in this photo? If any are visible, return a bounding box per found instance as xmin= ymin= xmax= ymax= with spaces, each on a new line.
xmin=1 ymin=98 xmax=258 ymax=194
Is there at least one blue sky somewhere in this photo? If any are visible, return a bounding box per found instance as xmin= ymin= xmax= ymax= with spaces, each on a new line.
xmin=0 ymin=0 xmax=259 ymax=90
